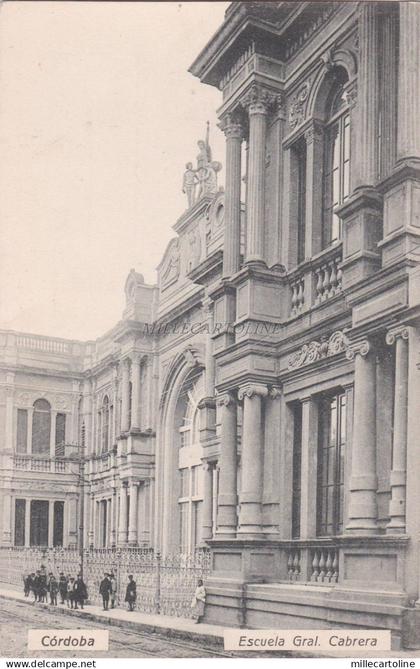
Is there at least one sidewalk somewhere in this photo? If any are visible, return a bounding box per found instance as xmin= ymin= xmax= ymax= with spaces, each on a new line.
xmin=0 ymin=586 xmax=226 ymax=647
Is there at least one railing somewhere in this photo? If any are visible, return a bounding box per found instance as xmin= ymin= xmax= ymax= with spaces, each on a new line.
xmin=13 ymin=455 xmax=69 ymax=474
xmin=0 ymin=547 xmax=211 ymax=619
xmin=286 ymin=542 xmax=339 ymax=585
xmin=288 ymin=244 xmax=343 ymax=318
xmin=16 ymin=334 xmax=71 ymax=355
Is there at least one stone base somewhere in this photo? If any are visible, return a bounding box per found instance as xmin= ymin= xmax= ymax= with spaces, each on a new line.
xmin=202 ymin=580 xmax=406 ymax=647
xmin=207 ymin=539 xmax=283 ymax=583
xmin=401 ymin=607 xmax=420 ymax=649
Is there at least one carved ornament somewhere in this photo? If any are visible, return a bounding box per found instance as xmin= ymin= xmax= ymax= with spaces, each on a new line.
xmin=288 ymin=330 xmax=348 ymax=370
xmin=237 ymin=384 xmax=269 ymax=401
xmin=161 ymin=239 xmax=180 ymax=291
xmin=345 ymin=339 xmax=370 ymax=361
xmin=386 ymin=326 xmax=409 ymax=346
xmin=289 ymin=80 xmax=312 ymax=129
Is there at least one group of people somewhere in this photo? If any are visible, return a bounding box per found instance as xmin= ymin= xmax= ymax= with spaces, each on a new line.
xmin=23 ymin=569 xmax=88 ymax=609
xmin=23 ymin=568 xmax=205 ymax=621
xmin=99 ymin=572 xmax=136 ymax=611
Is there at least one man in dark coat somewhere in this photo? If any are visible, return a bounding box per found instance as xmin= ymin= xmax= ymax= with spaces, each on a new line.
xmin=125 ymin=574 xmax=137 ymax=612
xmin=58 ymin=573 xmax=68 ymax=605
xmin=74 ymin=575 xmax=88 ymax=610
xmin=99 ymin=573 xmax=112 ymax=611
xmin=33 ymin=571 xmax=41 ymax=602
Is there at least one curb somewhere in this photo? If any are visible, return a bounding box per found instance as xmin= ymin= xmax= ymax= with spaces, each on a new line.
xmin=0 ymin=592 xmax=225 ymax=648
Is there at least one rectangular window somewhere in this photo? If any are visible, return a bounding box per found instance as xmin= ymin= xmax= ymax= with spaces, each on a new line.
xmin=16 ymin=409 xmax=28 ymax=453
xmin=32 ymin=412 xmax=50 ymax=455
xmin=291 ymin=403 xmax=303 ymax=539
xmin=179 ymin=502 xmax=188 ymax=553
xmin=14 ymin=499 xmax=26 ymax=546
xmin=55 ymin=413 xmax=66 ymax=456
xmin=53 ymin=501 xmax=64 ymax=547
xmin=30 ymin=500 xmax=49 ymax=546
xmin=179 ymin=468 xmax=189 ymax=498
xmin=317 ymin=392 xmax=347 ymax=536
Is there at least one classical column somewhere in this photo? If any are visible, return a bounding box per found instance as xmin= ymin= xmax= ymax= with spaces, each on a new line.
xmin=354 ymin=2 xmax=379 ymax=188
xmin=216 ymin=392 xmax=238 ymax=537
xmin=128 ymin=481 xmax=139 ymax=545
xmin=237 ymin=383 xmax=268 ymax=536
xmin=2 ymin=494 xmax=12 ymax=545
xmin=110 ymin=488 xmax=117 ymax=547
xmin=200 ymin=463 xmax=213 ymax=543
xmin=67 ymin=496 xmax=78 ymax=548
xmin=397 ymin=3 xmax=420 ymax=162
xmin=220 ymin=112 xmax=244 ymax=277
xmin=5 ymin=376 xmax=14 ymax=452
xmin=386 ymin=326 xmax=409 ymax=532
xmin=88 ymin=493 xmax=94 ymax=548
xmin=131 ymin=354 xmax=141 ymax=430
xmin=111 ymin=365 xmax=118 ymax=445
xmin=300 ymin=397 xmax=319 ymax=539
xmin=346 ymin=339 xmax=378 ymax=534
xmin=48 ymin=501 xmax=54 ymax=547
xmin=120 ymin=359 xmax=130 ymax=433
xmin=24 ymin=498 xmax=31 ymax=547
xmin=118 ymin=483 xmax=128 ymax=545
xmin=262 ymin=387 xmax=282 ymax=534
xmin=242 ymin=85 xmax=273 ymax=264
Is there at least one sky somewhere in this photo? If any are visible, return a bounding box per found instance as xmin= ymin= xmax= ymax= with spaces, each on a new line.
xmin=0 ymin=1 xmax=229 ymax=341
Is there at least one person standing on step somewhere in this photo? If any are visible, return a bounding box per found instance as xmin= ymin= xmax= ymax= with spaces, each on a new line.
xmin=58 ymin=573 xmax=68 ymax=605
xmin=49 ymin=575 xmax=58 ymax=606
xmin=99 ymin=573 xmax=112 ymax=611
xmin=190 ymin=578 xmax=206 ymax=624
xmin=110 ymin=572 xmax=117 ymax=609
xmin=74 ymin=574 xmax=88 ymax=610
xmin=125 ymin=575 xmax=136 ymax=612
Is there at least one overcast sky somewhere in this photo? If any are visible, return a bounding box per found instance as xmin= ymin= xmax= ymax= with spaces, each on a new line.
xmin=0 ymin=1 xmax=229 ymax=341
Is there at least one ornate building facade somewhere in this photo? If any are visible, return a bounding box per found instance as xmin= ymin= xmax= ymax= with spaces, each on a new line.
xmin=1 ymin=0 xmax=420 ymax=644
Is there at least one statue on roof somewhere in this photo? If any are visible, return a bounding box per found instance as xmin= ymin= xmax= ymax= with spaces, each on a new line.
xmin=182 ymin=122 xmax=222 ymax=208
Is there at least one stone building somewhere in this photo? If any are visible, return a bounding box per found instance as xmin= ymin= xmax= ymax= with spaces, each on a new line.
xmin=1 ymin=0 xmax=420 ymax=643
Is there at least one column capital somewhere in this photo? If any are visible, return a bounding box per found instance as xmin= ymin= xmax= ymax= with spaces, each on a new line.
xmin=131 ymin=352 xmax=142 ymax=366
xmin=240 ymin=83 xmax=281 ymax=116
xmin=121 ymin=357 xmax=130 ymax=370
xmin=218 ymin=112 xmax=245 ymax=139
xmin=216 ymin=392 xmax=236 ymax=408
xmin=201 ymin=296 xmax=214 ymax=315
xmin=386 ymin=325 xmax=410 ymax=346
xmin=269 ymin=385 xmax=282 ymax=399
xmin=304 ymin=120 xmax=324 ymax=145
xmin=238 ymin=383 xmax=268 ymax=401
xmin=345 ymin=338 xmax=370 ymax=361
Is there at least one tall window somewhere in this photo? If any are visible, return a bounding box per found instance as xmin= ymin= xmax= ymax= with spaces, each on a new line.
xmin=177 ymin=371 xmax=204 ymax=552
xmin=32 ymin=399 xmax=51 ymax=455
xmin=30 ymin=500 xmax=49 ymax=546
xmin=14 ymin=499 xmax=26 ymax=546
xmin=317 ymin=391 xmax=347 ymax=536
xmin=16 ymin=409 xmax=28 ymax=453
xmin=102 ymin=396 xmax=110 ymax=452
xmin=55 ymin=413 xmax=66 ymax=456
xmin=322 ymin=71 xmax=350 ymax=247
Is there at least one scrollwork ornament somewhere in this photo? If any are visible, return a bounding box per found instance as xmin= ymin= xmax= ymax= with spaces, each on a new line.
xmin=345 ymin=339 xmax=370 ymax=361
xmin=269 ymin=386 xmax=282 ymax=400
xmin=237 ymin=384 xmax=269 ymax=401
xmin=288 ymin=330 xmax=348 ymax=370
xmin=216 ymin=393 xmax=235 ymax=408
xmin=385 ymin=326 xmax=409 ymax=346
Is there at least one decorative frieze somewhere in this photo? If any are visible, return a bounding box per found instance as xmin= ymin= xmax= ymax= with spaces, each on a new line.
xmin=288 ymin=330 xmax=348 ymax=370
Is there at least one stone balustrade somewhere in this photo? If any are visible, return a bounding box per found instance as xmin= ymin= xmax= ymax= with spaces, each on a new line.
xmin=288 ymin=245 xmax=343 ymax=317
xmin=286 ymin=541 xmax=340 ymax=584
xmin=13 ymin=454 xmax=70 ymax=474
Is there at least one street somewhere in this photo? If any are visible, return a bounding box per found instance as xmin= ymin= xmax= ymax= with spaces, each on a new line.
xmin=0 ymin=597 xmax=238 ymax=658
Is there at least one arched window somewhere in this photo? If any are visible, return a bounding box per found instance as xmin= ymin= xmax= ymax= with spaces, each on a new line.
xmin=177 ymin=371 xmax=204 ymax=553
xmin=102 ymin=395 xmax=110 ymax=452
xmin=32 ymin=399 xmax=51 ymax=455
xmin=322 ymin=69 xmax=350 ymax=248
